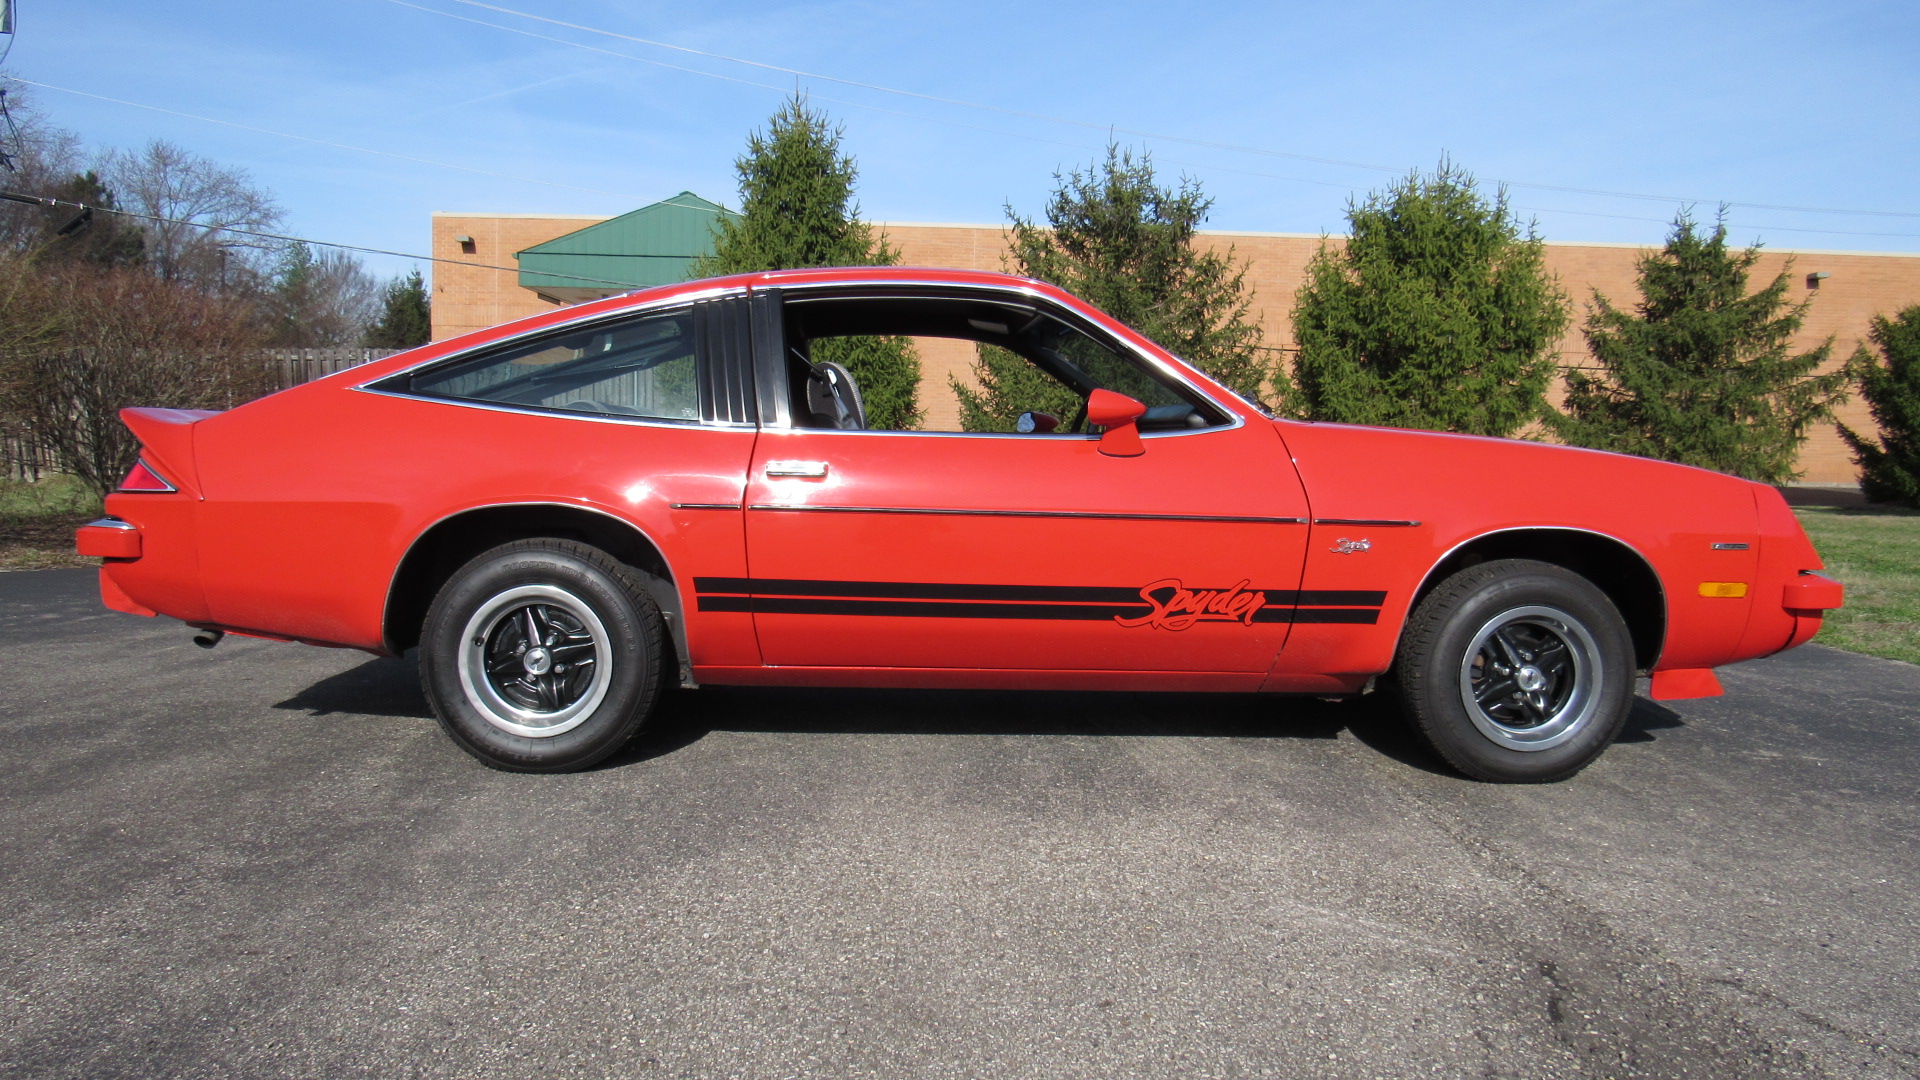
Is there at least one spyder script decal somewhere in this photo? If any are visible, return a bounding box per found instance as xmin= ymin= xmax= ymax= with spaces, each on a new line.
xmin=1114 ymin=578 xmax=1266 ymax=631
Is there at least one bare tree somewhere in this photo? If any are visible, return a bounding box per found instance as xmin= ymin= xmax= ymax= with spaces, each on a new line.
xmin=0 ymin=263 xmax=270 ymax=499
xmin=264 ymin=241 xmax=382 ymax=346
xmin=0 ymin=81 xmax=87 ymax=255
xmin=104 ymin=139 xmax=282 ymax=292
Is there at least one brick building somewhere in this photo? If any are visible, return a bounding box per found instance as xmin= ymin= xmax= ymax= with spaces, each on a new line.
xmin=429 ymin=199 xmax=1920 ymax=485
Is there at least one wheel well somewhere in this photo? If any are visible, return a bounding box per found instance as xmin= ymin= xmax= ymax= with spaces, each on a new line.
xmin=383 ymin=505 xmax=682 ymax=666
xmin=1409 ymin=529 xmax=1665 ymax=672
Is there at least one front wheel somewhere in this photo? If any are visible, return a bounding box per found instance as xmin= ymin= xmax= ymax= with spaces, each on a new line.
xmin=1394 ymin=559 xmax=1634 ymax=783
xmin=419 ymin=539 xmax=665 ymax=772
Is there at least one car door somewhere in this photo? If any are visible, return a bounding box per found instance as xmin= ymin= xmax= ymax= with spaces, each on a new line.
xmin=711 ymin=285 xmax=1315 ymax=676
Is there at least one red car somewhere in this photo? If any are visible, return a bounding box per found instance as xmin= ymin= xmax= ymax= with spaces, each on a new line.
xmin=78 ymin=267 xmax=1843 ymax=781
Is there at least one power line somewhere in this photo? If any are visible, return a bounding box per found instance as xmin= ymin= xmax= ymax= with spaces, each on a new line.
xmin=376 ymin=0 xmax=1105 ymax=158
xmin=7 ymin=76 xmax=703 ymax=209
xmin=0 ymin=189 xmax=645 ymax=288
xmin=12 ymin=76 xmax=1913 ymax=249
xmin=376 ymin=0 xmax=1732 ymax=229
xmin=18 ymin=24 xmax=1915 ymax=246
xmin=21 ymin=18 xmax=1914 ymax=241
xmin=399 ymin=0 xmax=1403 ymax=173
xmin=1517 ymin=203 xmax=1920 ymax=241
xmin=26 ymin=69 xmax=1918 ymax=246
xmin=401 ymin=0 xmax=1920 ymax=221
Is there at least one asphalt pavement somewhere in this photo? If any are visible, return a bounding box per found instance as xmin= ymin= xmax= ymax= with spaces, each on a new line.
xmin=1 ymin=567 xmax=1915 ymax=1079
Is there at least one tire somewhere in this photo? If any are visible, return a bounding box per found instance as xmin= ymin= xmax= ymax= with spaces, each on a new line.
xmin=1393 ymin=559 xmax=1633 ymax=783
xmin=418 ymin=539 xmax=665 ymax=772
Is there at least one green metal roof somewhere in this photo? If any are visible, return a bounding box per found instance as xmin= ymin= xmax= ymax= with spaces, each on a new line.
xmin=515 ymin=192 xmax=737 ymax=296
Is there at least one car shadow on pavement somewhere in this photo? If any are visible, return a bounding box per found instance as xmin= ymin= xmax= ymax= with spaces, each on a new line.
xmin=1614 ymin=696 xmax=1687 ymax=743
xmin=272 ymin=653 xmax=434 ymax=720
xmin=271 ymin=654 xmax=1689 ymax=779
xmin=1335 ymin=689 xmax=1688 ymax=777
xmin=610 ymin=683 xmax=1448 ymax=774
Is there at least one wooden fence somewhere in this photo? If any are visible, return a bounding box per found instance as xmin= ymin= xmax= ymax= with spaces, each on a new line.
xmin=263 ymin=347 xmax=401 ymax=390
xmin=3 ymin=348 xmax=403 ymax=482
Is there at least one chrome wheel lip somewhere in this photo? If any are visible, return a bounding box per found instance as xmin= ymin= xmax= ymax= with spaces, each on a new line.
xmin=457 ymin=584 xmax=610 ymax=739
xmin=1457 ymin=604 xmax=1602 ymax=752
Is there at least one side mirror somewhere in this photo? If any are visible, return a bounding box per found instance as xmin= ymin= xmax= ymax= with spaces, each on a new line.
xmin=1087 ymin=388 xmax=1146 ymax=457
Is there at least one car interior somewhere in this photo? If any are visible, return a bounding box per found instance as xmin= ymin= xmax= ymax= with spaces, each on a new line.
xmin=398 ymin=312 xmax=701 ymax=421
xmin=781 ymin=293 xmax=1225 ymax=433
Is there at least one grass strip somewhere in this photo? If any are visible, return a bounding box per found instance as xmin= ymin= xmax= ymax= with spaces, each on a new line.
xmin=1795 ymin=506 xmax=1920 ymax=666
xmin=0 ymin=475 xmax=99 ymax=570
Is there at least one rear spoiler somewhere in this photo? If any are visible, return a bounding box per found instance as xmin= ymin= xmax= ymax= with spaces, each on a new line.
xmin=119 ymin=407 xmax=218 ymax=496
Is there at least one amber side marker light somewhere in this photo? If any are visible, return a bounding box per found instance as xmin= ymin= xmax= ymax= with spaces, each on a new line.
xmin=1698 ymin=582 xmax=1749 ymax=598
xmin=117 ymin=458 xmax=176 ymax=493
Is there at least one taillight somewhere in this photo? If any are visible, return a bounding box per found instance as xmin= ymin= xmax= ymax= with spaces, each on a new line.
xmin=117 ymin=458 xmax=177 ymax=493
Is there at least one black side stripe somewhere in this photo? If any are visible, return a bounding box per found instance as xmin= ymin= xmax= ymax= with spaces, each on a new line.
xmin=706 ymin=596 xmax=1156 ymax=621
xmin=699 ymin=595 xmax=1379 ymax=625
xmin=692 ymin=578 xmax=1385 ymax=625
xmin=699 ymin=577 xmax=1139 ymax=603
xmin=695 ymin=577 xmax=1385 ymax=608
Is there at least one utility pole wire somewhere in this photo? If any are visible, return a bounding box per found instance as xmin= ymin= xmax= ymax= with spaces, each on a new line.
xmin=6 ymin=77 xmax=689 ymax=208
xmin=411 ymin=0 xmax=1920 ymax=221
xmin=0 ymin=189 xmax=645 ymax=289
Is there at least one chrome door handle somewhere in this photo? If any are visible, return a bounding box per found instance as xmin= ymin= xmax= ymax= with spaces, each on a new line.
xmin=764 ymin=460 xmax=828 ymax=478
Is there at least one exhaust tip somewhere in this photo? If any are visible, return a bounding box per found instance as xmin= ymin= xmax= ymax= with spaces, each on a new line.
xmin=192 ymin=629 xmax=225 ymax=650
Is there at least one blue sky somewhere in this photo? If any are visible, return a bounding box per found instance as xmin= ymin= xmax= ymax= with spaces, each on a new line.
xmin=9 ymin=0 xmax=1918 ymax=282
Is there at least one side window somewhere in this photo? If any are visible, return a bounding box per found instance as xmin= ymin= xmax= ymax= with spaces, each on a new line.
xmin=406 ymin=308 xmax=699 ymax=421
xmin=786 ymin=295 xmax=1219 ymax=434
xmin=948 ymin=329 xmax=1195 ymax=434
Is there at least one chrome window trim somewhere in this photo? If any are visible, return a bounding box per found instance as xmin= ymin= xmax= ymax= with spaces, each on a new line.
xmin=1313 ymin=518 xmax=1423 ymax=528
xmin=764 ymin=277 xmax=1249 ymax=436
xmin=746 ymin=423 xmax=1221 ymax=443
xmin=348 ymin=274 xmax=1257 ymax=436
xmin=348 ymin=285 xmax=748 ymax=390
xmin=348 ymin=387 xmax=756 ymax=430
xmin=746 ymin=503 xmax=1308 ymax=526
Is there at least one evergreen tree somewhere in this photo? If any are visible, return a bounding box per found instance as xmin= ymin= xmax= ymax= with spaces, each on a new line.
xmin=31 ymin=172 xmax=146 ymax=269
xmin=692 ymin=95 xmax=919 ymax=430
xmin=1838 ymin=306 xmax=1920 ymax=507
xmin=365 ymin=269 xmax=432 ymax=349
xmin=957 ymin=146 xmax=1271 ymax=432
xmin=263 ymin=242 xmax=380 ymax=347
xmin=265 ymin=241 xmax=318 ymax=346
xmin=1289 ymin=162 xmax=1568 ymax=437
xmin=1553 ymin=213 xmax=1847 ymax=483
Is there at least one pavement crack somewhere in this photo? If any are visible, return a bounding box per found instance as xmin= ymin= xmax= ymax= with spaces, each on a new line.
xmin=1373 ymin=774 xmax=1817 ymax=1079
xmin=1706 ymin=975 xmax=1920 ymax=1071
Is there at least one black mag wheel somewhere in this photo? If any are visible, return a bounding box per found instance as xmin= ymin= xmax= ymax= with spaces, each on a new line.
xmin=1458 ymin=606 xmax=1602 ymax=751
xmin=1394 ymin=559 xmax=1634 ymax=783
xmin=419 ymin=539 xmax=665 ymax=772
xmin=460 ymin=585 xmax=608 ymax=735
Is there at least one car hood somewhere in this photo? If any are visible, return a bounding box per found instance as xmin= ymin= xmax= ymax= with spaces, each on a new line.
xmin=1271 ymin=419 xmax=1766 ymax=537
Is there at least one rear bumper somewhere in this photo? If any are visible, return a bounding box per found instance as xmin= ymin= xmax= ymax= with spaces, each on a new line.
xmin=75 ymin=518 xmax=141 ymax=559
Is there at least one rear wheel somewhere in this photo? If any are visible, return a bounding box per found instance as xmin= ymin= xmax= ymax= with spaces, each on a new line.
xmin=419 ymin=539 xmax=665 ymax=772
xmin=1394 ymin=559 xmax=1633 ymax=782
